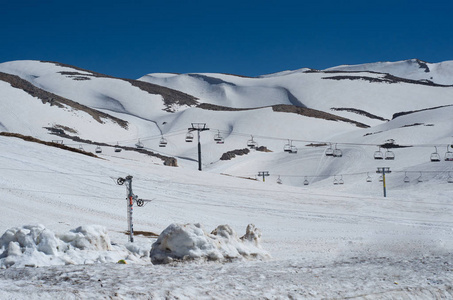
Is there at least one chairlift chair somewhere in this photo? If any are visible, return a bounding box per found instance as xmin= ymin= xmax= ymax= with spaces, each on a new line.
xmin=95 ymin=146 xmax=102 ymax=154
xmin=333 ymin=144 xmax=342 ymax=157
xmin=78 ymin=145 xmax=84 ymax=151
xmin=159 ymin=136 xmax=168 ymax=147
xmin=374 ymin=147 xmax=384 ymax=160
xmin=277 ymin=176 xmax=282 ymax=185
xmin=325 ymin=143 xmax=334 ymax=157
xmin=247 ymin=135 xmax=258 ymax=149
xmin=114 ymin=142 xmax=122 ymax=153
xmin=339 ymin=175 xmax=344 ymax=185
xmin=384 ymin=149 xmax=395 ymax=160
xmin=379 ymin=175 xmax=383 ymax=182
xmin=283 ymin=140 xmax=292 ymax=153
xmin=445 ymin=145 xmax=453 ymax=161
xmin=448 ymin=173 xmax=453 ymax=183
xmin=417 ymin=172 xmax=423 ymax=183
xmin=403 ymin=172 xmax=410 ymax=183
xmin=284 ymin=140 xmax=297 ymax=153
xmin=333 ymin=176 xmax=338 ymax=185
xmin=366 ymin=172 xmax=372 ymax=182
xmin=303 ymin=177 xmax=309 ymax=185
xmin=185 ymin=132 xmax=194 ymax=142
xmin=214 ymin=131 xmax=224 ymax=144
xmin=430 ymin=146 xmax=441 ymax=162
xmin=135 ymin=139 xmax=144 ymax=149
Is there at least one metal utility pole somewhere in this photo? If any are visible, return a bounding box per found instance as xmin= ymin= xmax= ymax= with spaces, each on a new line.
xmin=258 ymin=171 xmax=270 ymax=182
xmin=188 ymin=123 xmax=210 ymax=171
xmin=376 ymin=167 xmax=391 ymax=197
xmin=117 ymin=175 xmax=152 ymax=242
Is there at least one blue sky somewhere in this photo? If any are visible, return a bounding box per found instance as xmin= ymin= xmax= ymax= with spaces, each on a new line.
xmin=1 ymin=0 xmax=452 ymax=79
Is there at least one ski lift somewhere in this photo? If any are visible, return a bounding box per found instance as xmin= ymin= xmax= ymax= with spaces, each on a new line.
xmin=114 ymin=142 xmax=122 ymax=153
xmin=284 ymin=140 xmax=297 ymax=154
xmin=276 ymin=175 xmax=282 ymax=185
xmin=445 ymin=145 xmax=453 ymax=161
xmin=247 ymin=135 xmax=258 ymax=149
xmin=384 ymin=149 xmax=395 ymax=160
xmin=379 ymin=175 xmax=383 ymax=182
xmin=333 ymin=176 xmax=338 ymax=185
xmin=338 ymin=175 xmax=344 ymax=185
xmin=159 ymin=136 xmax=167 ymax=147
xmin=403 ymin=172 xmax=410 ymax=183
xmin=448 ymin=173 xmax=453 ymax=183
xmin=95 ymin=146 xmax=102 ymax=154
xmin=374 ymin=147 xmax=384 ymax=160
xmin=78 ymin=145 xmax=84 ymax=151
xmin=185 ymin=131 xmax=194 ymax=142
xmin=283 ymin=140 xmax=292 ymax=153
xmin=325 ymin=143 xmax=334 ymax=156
xmin=430 ymin=146 xmax=441 ymax=162
xmin=417 ymin=172 xmax=423 ymax=183
xmin=366 ymin=172 xmax=372 ymax=182
xmin=333 ymin=144 xmax=342 ymax=157
xmin=135 ymin=139 xmax=144 ymax=149
xmin=214 ymin=131 xmax=224 ymax=144
xmin=303 ymin=177 xmax=309 ymax=185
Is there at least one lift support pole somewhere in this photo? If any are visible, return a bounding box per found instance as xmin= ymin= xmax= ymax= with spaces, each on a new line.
xmin=376 ymin=167 xmax=391 ymax=197
xmin=117 ymin=176 xmax=152 ymax=243
xmin=258 ymin=171 xmax=270 ymax=182
xmin=125 ymin=176 xmax=134 ymax=242
xmin=188 ymin=123 xmax=210 ymax=171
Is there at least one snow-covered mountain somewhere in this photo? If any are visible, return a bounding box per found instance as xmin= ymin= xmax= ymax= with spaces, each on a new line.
xmin=325 ymin=58 xmax=453 ymax=85
xmin=1 ymin=59 xmax=452 ymax=176
xmin=1 ymin=59 xmax=453 ymax=298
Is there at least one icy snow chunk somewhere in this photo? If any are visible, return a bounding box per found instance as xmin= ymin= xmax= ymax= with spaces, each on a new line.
xmin=0 ymin=224 xmax=61 ymax=256
xmin=58 ymin=225 xmax=112 ymax=251
xmin=150 ymin=223 xmax=270 ymax=264
xmin=0 ymin=224 xmax=121 ymax=269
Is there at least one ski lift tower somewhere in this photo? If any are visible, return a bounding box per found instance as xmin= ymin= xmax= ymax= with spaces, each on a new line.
xmin=258 ymin=171 xmax=270 ymax=182
xmin=188 ymin=123 xmax=210 ymax=171
xmin=116 ymin=175 xmax=152 ymax=242
xmin=376 ymin=167 xmax=391 ymax=197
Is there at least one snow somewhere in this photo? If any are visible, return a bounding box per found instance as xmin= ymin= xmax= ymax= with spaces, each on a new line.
xmin=150 ymin=223 xmax=269 ymax=264
xmin=325 ymin=59 xmax=453 ymax=85
xmin=0 ymin=225 xmax=129 ymax=269
xmin=0 ymin=59 xmax=453 ymax=298
xmin=1 ymin=132 xmax=452 ymax=298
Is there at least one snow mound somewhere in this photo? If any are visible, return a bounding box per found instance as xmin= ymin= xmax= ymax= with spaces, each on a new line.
xmin=58 ymin=225 xmax=112 ymax=251
xmin=150 ymin=223 xmax=270 ymax=264
xmin=0 ymin=225 xmax=148 ymax=269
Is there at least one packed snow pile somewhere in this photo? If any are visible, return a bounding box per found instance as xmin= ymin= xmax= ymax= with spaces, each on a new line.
xmin=0 ymin=225 xmax=149 ymax=269
xmin=150 ymin=223 xmax=270 ymax=264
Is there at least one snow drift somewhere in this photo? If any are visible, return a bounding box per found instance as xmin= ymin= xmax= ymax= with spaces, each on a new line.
xmin=150 ymin=223 xmax=270 ymax=264
xmin=0 ymin=225 xmax=149 ymax=269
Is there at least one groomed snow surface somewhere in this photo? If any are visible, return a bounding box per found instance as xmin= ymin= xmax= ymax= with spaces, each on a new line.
xmin=1 ymin=135 xmax=453 ymax=299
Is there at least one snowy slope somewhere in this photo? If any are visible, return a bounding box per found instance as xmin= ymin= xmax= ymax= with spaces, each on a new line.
xmin=1 ymin=59 xmax=452 ymax=172
xmin=140 ymin=63 xmax=453 ymax=125
xmin=1 ymin=59 xmax=453 ymax=298
xmin=1 ymin=129 xmax=453 ymax=298
xmin=325 ymin=58 xmax=453 ymax=85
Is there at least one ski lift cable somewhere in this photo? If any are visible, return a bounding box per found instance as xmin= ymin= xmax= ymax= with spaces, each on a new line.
xmin=235 ymin=169 xmax=453 ymax=180
xmin=64 ymin=124 xmax=449 ymax=149
xmin=7 ymin=165 xmax=451 ymax=182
